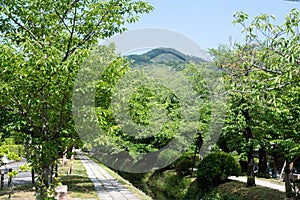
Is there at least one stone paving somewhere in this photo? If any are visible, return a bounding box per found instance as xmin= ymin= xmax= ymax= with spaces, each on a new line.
xmin=77 ymin=152 xmax=142 ymax=200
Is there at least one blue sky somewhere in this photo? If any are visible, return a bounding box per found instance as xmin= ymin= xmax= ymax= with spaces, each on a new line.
xmin=126 ymin=0 xmax=300 ymax=50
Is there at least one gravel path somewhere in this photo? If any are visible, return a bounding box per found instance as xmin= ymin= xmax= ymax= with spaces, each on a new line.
xmin=77 ymin=152 xmax=143 ymax=200
xmin=228 ymin=176 xmax=285 ymax=192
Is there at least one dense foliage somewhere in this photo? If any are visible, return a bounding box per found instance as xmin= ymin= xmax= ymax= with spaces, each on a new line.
xmin=197 ymin=152 xmax=241 ymax=190
xmin=115 ymin=8 xmax=299 ymax=200
xmin=210 ymin=8 xmax=300 ymax=192
xmin=0 ymin=0 xmax=153 ymax=198
xmin=0 ymin=0 xmax=299 ymax=199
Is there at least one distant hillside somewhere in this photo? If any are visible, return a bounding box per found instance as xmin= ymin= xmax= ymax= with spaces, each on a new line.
xmin=125 ymin=48 xmax=206 ymax=69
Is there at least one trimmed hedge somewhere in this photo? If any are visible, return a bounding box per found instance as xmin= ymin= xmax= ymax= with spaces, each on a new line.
xmin=197 ymin=151 xmax=241 ymax=190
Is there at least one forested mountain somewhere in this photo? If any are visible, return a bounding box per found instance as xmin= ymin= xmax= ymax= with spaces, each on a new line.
xmin=126 ymin=47 xmax=206 ymax=69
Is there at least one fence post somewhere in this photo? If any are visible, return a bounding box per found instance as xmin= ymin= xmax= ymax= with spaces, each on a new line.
xmin=8 ymin=168 xmax=12 ymax=187
xmin=31 ymin=168 xmax=35 ymax=185
xmin=0 ymin=169 xmax=4 ymax=190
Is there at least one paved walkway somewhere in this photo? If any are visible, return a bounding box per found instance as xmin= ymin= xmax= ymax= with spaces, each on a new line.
xmin=77 ymin=152 xmax=143 ymax=200
xmin=229 ymin=176 xmax=285 ymax=192
xmin=0 ymin=158 xmax=33 ymax=186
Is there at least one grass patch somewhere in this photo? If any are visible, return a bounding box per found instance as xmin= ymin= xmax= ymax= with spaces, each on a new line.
xmin=0 ymin=156 xmax=97 ymax=199
xmin=216 ymin=180 xmax=285 ymax=200
xmin=58 ymin=156 xmax=98 ymax=199
xmin=0 ymin=184 xmax=35 ymax=200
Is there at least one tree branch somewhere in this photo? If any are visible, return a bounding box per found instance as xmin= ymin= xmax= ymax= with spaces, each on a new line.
xmin=13 ymin=95 xmax=39 ymax=134
xmin=54 ymin=9 xmax=72 ymax=34
xmin=4 ymin=11 xmax=43 ymax=48
xmin=53 ymin=76 xmax=73 ymax=138
xmin=251 ymin=62 xmax=283 ymax=75
xmin=62 ymin=2 xmax=78 ymax=62
xmin=265 ymin=81 xmax=295 ymax=91
xmin=0 ymin=105 xmax=15 ymax=113
xmin=63 ymin=2 xmax=117 ymax=61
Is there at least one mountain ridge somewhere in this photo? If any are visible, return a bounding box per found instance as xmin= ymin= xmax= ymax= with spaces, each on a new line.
xmin=125 ymin=47 xmax=206 ymax=68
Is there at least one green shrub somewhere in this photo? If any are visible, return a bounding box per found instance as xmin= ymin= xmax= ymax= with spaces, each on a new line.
xmin=256 ymin=172 xmax=271 ymax=178
xmin=176 ymin=151 xmax=199 ymax=164
xmin=2 ymin=138 xmax=15 ymax=145
xmin=147 ymin=171 xmax=194 ymax=200
xmin=10 ymin=145 xmax=25 ymax=156
xmin=174 ymin=151 xmax=199 ymax=176
xmin=175 ymin=158 xmax=194 ymax=176
xmin=7 ymin=152 xmax=21 ymax=161
xmin=197 ymin=152 xmax=241 ymax=190
xmin=19 ymin=163 xmax=32 ymax=172
xmin=0 ymin=145 xmax=25 ymax=157
xmin=8 ymin=169 xmax=18 ymax=178
xmin=0 ymin=145 xmax=9 ymax=155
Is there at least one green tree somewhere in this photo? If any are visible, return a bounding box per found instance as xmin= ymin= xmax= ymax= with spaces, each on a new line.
xmin=89 ymin=59 xmax=221 ymax=173
xmin=93 ymin=61 xmax=184 ymax=168
xmin=210 ymin=8 xmax=299 ymax=196
xmin=233 ymin=9 xmax=300 ymax=197
xmin=209 ymin=45 xmax=260 ymax=186
xmin=0 ymin=0 xmax=153 ymax=198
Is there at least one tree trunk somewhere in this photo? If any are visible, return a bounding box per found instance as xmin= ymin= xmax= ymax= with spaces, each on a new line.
xmin=247 ymin=159 xmax=256 ymax=187
xmin=192 ymin=143 xmax=198 ymax=173
xmin=36 ymin=164 xmax=53 ymax=199
xmin=258 ymin=148 xmax=267 ymax=174
xmin=195 ymin=130 xmax=203 ymax=160
xmin=246 ymin=143 xmax=255 ymax=186
xmin=68 ymin=147 xmax=75 ymax=175
xmin=50 ymin=164 xmax=54 ymax=184
xmin=284 ymin=161 xmax=293 ymax=198
xmin=62 ymin=147 xmax=67 ymax=167
xmin=55 ymin=162 xmax=59 ymax=178
xmin=241 ymin=97 xmax=255 ymax=187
